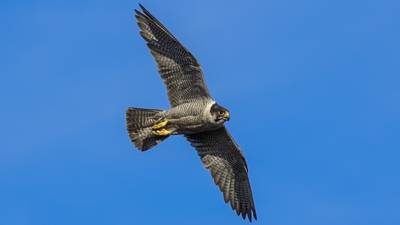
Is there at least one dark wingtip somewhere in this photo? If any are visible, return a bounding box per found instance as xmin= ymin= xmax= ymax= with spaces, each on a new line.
xmin=253 ymin=208 xmax=258 ymax=221
xmin=134 ymin=9 xmax=140 ymax=16
xmin=241 ymin=207 xmax=257 ymax=222
xmin=138 ymin=3 xmax=150 ymax=15
xmin=138 ymin=3 xmax=145 ymax=10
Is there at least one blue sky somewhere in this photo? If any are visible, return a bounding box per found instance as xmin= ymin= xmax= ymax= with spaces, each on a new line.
xmin=1 ymin=0 xmax=399 ymax=224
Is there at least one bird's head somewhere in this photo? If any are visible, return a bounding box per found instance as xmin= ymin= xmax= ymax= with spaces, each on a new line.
xmin=210 ymin=103 xmax=230 ymax=124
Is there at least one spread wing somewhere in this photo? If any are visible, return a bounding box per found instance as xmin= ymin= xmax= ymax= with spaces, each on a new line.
xmin=185 ymin=127 xmax=257 ymax=221
xmin=135 ymin=4 xmax=211 ymax=107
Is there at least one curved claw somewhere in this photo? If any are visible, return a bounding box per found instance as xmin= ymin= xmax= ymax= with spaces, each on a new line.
xmin=152 ymin=128 xmax=173 ymax=136
xmin=152 ymin=119 xmax=169 ymax=130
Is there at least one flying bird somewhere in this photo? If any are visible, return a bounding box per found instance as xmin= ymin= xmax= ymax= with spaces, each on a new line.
xmin=126 ymin=4 xmax=257 ymax=221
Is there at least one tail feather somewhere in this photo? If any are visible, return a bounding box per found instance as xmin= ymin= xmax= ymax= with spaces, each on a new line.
xmin=126 ymin=107 xmax=168 ymax=151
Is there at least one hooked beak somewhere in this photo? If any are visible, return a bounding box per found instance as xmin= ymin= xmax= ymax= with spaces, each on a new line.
xmin=223 ymin=111 xmax=230 ymax=121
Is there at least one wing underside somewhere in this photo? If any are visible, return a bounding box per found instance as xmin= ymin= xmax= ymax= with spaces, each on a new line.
xmin=135 ymin=5 xmax=211 ymax=107
xmin=186 ymin=127 xmax=257 ymax=221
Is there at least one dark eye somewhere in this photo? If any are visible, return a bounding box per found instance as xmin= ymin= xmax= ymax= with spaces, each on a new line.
xmin=218 ymin=111 xmax=225 ymax=115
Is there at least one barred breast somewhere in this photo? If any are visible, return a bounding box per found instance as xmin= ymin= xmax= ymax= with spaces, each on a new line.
xmin=164 ymin=99 xmax=220 ymax=134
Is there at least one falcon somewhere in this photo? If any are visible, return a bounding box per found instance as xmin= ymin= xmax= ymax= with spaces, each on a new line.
xmin=126 ymin=4 xmax=257 ymax=221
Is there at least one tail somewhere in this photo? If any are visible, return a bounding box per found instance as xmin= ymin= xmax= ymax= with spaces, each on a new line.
xmin=126 ymin=107 xmax=168 ymax=151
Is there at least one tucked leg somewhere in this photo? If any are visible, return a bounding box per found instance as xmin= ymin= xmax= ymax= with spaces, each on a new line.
xmin=152 ymin=128 xmax=174 ymax=136
xmin=152 ymin=119 xmax=169 ymax=130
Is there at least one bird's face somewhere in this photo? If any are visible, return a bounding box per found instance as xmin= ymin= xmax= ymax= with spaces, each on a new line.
xmin=210 ymin=103 xmax=230 ymax=124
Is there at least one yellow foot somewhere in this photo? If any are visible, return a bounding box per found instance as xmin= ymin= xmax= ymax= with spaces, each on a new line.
xmin=152 ymin=128 xmax=173 ymax=136
xmin=152 ymin=119 xmax=169 ymax=130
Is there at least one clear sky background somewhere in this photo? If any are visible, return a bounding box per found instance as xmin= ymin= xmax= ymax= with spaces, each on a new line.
xmin=1 ymin=0 xmax=399 ymax=225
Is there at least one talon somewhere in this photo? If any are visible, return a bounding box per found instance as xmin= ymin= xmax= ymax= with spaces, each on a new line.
xmin=152 ymin=128 xmax=173 ymax=136
xmin=152 ymin=119 xmax=169 ymax=130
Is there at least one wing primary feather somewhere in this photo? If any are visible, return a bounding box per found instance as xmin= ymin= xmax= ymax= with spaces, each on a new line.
xmin=134 ymin=4 xmax=211 ymax=107
xmin=185 ymin=127 xmax=257 ymax=221
xmin=138 ymin=4 xmax=177 ymax=40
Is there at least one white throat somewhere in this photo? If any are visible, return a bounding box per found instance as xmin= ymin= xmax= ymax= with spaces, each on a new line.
xmin=203 ymin=100 xmax=216 ymax=123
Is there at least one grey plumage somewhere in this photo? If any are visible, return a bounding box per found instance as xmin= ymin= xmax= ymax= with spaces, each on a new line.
xmin=126 ymin=4 xmax=257 ymax=221
xmin=135 ymin=5 xmax=210 ymax=107
xmin=186 ymin=127 xmax=257 ymax=220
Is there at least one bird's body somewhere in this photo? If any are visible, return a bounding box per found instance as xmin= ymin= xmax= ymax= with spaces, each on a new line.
xmin=161 ymin=99 xmax=228 ymax=134
xmin=126 ymin=4 xmax=257 ymax=221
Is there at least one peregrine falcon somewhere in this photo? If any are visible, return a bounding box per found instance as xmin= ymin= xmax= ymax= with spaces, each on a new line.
xmin=126 ymin=4 xmax=257 ymax=221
